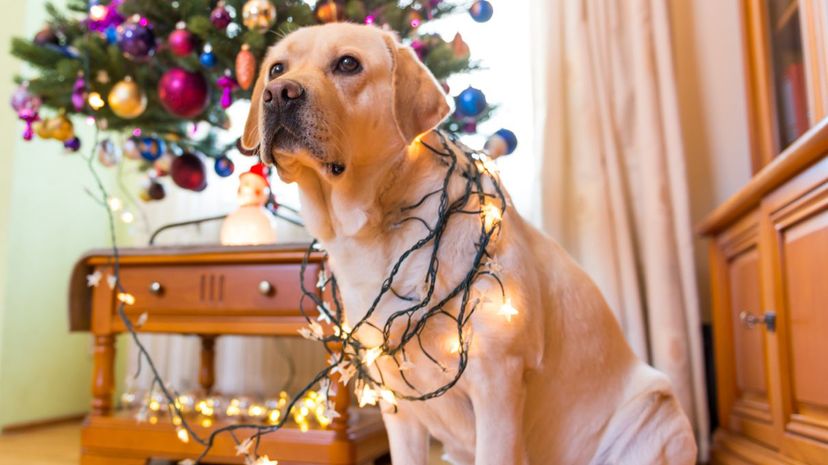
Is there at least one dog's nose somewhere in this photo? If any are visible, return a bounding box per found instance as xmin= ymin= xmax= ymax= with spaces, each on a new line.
xmin=263 ymin=79 xmax=304 ymax=104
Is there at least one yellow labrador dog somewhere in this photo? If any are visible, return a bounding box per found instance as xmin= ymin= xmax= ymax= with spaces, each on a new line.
xmin=241 ymin=23 xmax=697 ymax=465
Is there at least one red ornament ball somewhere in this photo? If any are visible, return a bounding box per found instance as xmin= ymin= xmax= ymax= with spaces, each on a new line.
xmin=158 ymin=68 xmax=209 ymax=118
xmin=171 ymin=152 xmax=207 ymax=191
xmin=168 ymin=26 xmax=195 ymax=57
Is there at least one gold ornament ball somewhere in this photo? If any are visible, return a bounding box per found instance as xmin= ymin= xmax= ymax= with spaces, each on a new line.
xmin=315 ymin=1 xmax=344 ymax=23
xmin=242 ymin=0 xmax=277 ymax=31
xmin=36 ymin=114 xmax=75 ymax=141
xmin=108 ymin=77 xmax=147 ymax=119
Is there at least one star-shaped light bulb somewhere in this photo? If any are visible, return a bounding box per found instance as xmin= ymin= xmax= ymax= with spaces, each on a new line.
xmin=358 ymin=385 xmax=379 ymax=407
xmin=498 ymin=298 xmax=519 ymax=322
xmin=363 ymin=346 xmax=383 ymax=367
xmin=481 ymin=203 xmax=502 ymax=231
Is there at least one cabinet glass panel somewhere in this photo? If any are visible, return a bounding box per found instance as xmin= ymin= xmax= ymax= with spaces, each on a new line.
xmin=767 ymin=0 xmax=809 ymax=150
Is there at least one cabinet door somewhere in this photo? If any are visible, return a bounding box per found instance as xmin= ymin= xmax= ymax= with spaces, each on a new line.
xmin=763 ymin=156 xmax=828 ymax=463
xmin=711 ymin=212 xmax=779 ymax=448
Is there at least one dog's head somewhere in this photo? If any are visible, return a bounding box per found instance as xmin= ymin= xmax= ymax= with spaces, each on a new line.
xmin=241 ymin=23 xmax=451 ymax=184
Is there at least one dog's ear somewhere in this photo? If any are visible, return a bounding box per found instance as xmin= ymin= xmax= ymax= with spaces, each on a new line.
xmin=240 ymin=72 xmax=265 ymax=152
xmin=385 ymin=35 xmax=451 ymax=145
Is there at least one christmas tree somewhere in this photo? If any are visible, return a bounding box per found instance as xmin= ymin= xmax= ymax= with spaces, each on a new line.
xmin=10 ymin=0 xmax=503 ymax=199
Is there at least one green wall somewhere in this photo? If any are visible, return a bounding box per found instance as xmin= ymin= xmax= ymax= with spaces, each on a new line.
xmin=0 ymin=0 xmax=123 ymax=428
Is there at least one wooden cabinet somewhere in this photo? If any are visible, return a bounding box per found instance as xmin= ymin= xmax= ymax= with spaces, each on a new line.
xmin=704 ymin=155 xmax=828 ymax=465
xmin=764 ymin=158 xmax=828 ymax=463
xmin=702 ymin=1 xmax=828 ymax=464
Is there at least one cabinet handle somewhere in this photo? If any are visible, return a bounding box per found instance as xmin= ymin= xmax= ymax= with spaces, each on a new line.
xmin=739 ymin=311 xmax=776 ymax=332
xmin=149 ymin=281 xmax=163 ymax=295
xmin=258 ymin=280 xmax=275 ymax=296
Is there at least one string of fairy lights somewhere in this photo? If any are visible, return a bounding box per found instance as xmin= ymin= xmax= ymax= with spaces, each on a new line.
xmin=86 ymin=129 xmax=515 ymax=465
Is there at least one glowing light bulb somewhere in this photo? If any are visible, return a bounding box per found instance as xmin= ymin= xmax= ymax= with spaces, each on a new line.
xmin=498 ymin=298 xmax=519 ymax=322
xmin=89 ymin=5 xmax=107 ymax=21
xmin=449 ymin=338 xmax=461 ymax=354
xmin=196 ymin=400 xmax=214 ymax=417
xmin=475 ymin=154 xmax=499 ymax=174
xmin=148 ymin=398 xmax=161 ymax=412
xmin=334 ymin=323 xmax=352 ymax=338
xmin=363 ymin=346 xmax=383 ymax=367
xmin=266 ymin=408 xmax=281 ymax=425
xmin=358 ymin=385 xmax=379 ymax=407
xmin=481 ymin=203 xmax=502 ymax=231
xmin=226 ymin=401 xmax=241 ymax=417
xmin=315 ymin=404 xmax=332 ymax=427
xmin=87 ymin=92 xmax=105 ymax=111
xmin=120 ymin=211 xmax=134 ymax=224
xmin=107 ymin=196 xmax=123 ymax=212
xmin=247 ymin=403 xmax=266 ymax=418
xmin=176 ymin=426 xmax=190 ymax=443
xmin=117 ymin=292 xmax=136 ymax=305
xmin=254 ymin=455 xmax=279 ymax=464
xmin=379 ymin=388 xmax=397 ymax=406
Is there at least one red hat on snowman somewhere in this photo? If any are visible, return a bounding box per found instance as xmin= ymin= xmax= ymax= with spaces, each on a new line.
xmin=240 ymin=162 xmax=271 ymax=188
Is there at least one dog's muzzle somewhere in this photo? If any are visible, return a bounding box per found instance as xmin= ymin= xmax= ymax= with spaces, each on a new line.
xmin=260 ymin=78 xmax=307 ymax=164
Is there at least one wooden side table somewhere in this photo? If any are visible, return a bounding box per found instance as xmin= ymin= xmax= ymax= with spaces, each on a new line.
xmin=68 ymin=244 xmax=389 ymax=465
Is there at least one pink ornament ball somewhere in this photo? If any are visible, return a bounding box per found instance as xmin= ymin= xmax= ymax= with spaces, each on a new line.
xmin=158 ymin=68 xmax=209 ymax=119
xmin=168 ymin=28 xmax=196 ymax=57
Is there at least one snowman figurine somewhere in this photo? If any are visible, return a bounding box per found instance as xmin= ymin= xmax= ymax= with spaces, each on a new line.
xmin=220 ymin=163 xmax=278 ymax=246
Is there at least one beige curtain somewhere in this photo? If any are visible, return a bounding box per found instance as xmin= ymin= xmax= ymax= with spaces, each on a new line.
xmin=531 ymin=0 xmax=709 ymax=459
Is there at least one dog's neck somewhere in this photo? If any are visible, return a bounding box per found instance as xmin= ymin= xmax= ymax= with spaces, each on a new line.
xmin=295 ymin=130 xmax=457 ymax=244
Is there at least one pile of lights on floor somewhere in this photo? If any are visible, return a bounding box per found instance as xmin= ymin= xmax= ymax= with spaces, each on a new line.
xmin=120 ymin=388 xmax=334 ymax=434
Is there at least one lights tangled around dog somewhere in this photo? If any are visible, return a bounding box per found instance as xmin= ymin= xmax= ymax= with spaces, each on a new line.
xmin=87 ymin=130 xmax=514 ymax=464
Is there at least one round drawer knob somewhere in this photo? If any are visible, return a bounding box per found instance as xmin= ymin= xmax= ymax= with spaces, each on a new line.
xmin=149 ymin=281 xmax=163 ymax=295
xmin=258 ymin=280 xmax=275 ymax=296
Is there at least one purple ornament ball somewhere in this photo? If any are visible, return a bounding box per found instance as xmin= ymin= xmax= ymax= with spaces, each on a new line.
xmin=10 ymin=84 xmax=41 ymax=113
xmin=117 ymin=16 xmax=156 ymax=59
xmin=210 ymin=3 xmax=233 ymax=30
xmin=64 ymin=137 xmax=82 ymax=152
xmin=158 ymin=68 xmax=209 ymax=118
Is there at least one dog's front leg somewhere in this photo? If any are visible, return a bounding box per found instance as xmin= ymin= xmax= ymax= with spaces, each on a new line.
xmin=382 ymin=405 xmax=429 ymax=465
xmin=470 ymin=357 xmax=529 ymax=465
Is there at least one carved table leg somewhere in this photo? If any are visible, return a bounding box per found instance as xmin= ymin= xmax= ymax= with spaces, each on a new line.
xmin=91 ymin=334 xmax=115 ymax=415
xmin=330 ymin=369 xmax=351 ymax=439
xmin=199 ymin=335 xmax=217 ymax=394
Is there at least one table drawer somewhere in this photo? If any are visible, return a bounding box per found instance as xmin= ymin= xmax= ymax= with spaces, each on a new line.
xmin=117 ymin=263 xmax=320 ymax=315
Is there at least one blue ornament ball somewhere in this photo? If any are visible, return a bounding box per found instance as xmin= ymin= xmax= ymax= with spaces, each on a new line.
xmin=469 ymin=1 xmax=493 ymax=22
xmin=199 ymin=48 xmax=217 ymax=68
xmin=456 ymin=86 xmax=487 ymax=117
xmin=214 ymin=156 xmax=235 ymax=177
xmin=138 ymin=137 xmax=165 ymax=161
xmin=485 ymin=128 xmax=518 ymax=157
xmin=105 ymin=25 xmax=118 ymax=45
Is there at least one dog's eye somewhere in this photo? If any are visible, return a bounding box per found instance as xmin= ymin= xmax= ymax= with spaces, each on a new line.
xmin=334 ymin=55 xmax=361 ymax=75
xmin=269 ymin=63 xmax=285 ymax=78
xmin=328 ymin=163 xmax=346 ymax=176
